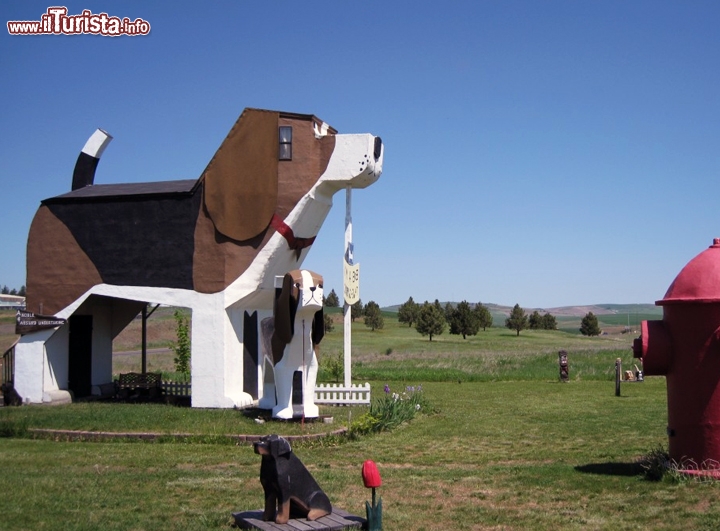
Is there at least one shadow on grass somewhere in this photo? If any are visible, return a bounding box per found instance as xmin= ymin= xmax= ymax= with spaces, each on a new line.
xmin=574 ymin=462 xmax=644 ymax=477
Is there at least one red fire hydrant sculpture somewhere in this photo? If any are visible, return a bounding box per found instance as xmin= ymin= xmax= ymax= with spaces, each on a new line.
xmin=633 ymin=238 xmax=720 ymax=466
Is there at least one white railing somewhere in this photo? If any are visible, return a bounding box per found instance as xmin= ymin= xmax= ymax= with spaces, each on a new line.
xmin=314 ymin=383 xmax=371 ymax=405
xmin=161 ymin=380 xmax=191 ymax=397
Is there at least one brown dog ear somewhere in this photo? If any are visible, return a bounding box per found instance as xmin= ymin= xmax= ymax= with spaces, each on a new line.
xmin=201 ymin=109 xmax=279 ymax=241
xmin=312 ymin=308 xmax=325 ymax=345
xmin=271 ymin=273 xmax=294 ymax=364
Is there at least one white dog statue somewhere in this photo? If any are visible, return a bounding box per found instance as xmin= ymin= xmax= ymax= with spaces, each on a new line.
xmin=260 ymin=270 xmax=324 ymax=419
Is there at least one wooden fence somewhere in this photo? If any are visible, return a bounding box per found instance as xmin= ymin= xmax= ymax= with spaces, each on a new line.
xmin=314 ymin=383 xmax=371 ymax=405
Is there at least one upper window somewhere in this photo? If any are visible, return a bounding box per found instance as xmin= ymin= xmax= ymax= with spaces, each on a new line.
xmin=279 ymin=126 xmax=292 ymax=160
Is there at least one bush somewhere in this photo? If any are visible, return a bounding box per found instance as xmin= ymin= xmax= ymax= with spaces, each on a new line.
xmin=320 ymin=351 xmax=344 ymax=383
xmin=169 ymin=310 xmax=191 ymax=377
xmin=640 ymin=445 xmax=670 ymax=481
xmin=350 ymin=384 xmax=434 ymax=436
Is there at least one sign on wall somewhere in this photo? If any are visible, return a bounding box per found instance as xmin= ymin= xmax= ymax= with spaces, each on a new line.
xmin=344 ymin=260 xmax=360 ymax=305
xmin=15 ymin=310 xmax=66 ymax=335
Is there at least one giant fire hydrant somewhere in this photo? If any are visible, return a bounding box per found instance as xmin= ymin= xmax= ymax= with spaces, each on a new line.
xmin=633 ymin=238 xmax=720 ymax=466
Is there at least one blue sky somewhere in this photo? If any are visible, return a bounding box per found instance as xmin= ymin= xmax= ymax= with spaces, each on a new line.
xmin=2 ymin=1 xmax=719 ymax=309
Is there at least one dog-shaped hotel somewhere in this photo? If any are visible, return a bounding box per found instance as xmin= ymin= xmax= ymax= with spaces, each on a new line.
xmin=14 ymin=108 xmax=383 ymax=408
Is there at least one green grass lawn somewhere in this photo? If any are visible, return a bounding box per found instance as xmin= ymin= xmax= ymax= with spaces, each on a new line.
xmin=3 ymin=378 xmax=718 ymax=531
xmin=3 ymin=313 xmax=719 ymax=530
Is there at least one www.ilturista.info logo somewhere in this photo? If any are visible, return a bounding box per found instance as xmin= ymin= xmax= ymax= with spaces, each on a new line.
xmin=7 ymin=7 xmax=150 ymax=36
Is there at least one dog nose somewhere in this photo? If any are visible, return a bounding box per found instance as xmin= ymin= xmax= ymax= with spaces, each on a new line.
xmin=373 ymin=137 xmax=382 ymax=161
xmin=309 ymin=286 xmax=316 ymax=292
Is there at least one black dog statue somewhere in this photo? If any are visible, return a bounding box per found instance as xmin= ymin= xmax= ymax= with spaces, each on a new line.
xmin=253 ymin=434 xmax=332 ymax=524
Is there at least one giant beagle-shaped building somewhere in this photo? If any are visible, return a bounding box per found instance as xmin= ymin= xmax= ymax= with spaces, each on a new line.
xmin=15 ymin=108 xmax=383 ymax=407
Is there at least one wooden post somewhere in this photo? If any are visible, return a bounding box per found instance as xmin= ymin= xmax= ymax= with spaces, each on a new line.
xmin=140 ymin=304 xmax=160 ymax=375
xmin=615 ymin=358 xmax=622 ymax=397
xmin=558 ymin=350 xmax=569 ymax=382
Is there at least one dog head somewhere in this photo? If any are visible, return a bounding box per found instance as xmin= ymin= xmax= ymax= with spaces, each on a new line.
xmin=292 ymin=269 xmax=324 ymax=312
xmin=253 ymin=434 xmax=292 ymax=458
xmin=201 ymin=108 xmax=383 ymax=243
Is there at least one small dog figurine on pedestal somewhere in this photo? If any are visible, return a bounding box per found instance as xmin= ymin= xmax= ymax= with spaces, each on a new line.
xmin=253 ymin=434 xmax=332 ymax=524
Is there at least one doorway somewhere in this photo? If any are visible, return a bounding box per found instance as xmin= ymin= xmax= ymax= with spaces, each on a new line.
xmin=68 ymin=315 xmax=93 ymax=398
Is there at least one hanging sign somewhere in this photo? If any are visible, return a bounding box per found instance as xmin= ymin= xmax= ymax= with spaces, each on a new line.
xmin=344 ymin=260 xmax=360 ymax=305
xmin=15 ymin=310 xmax=66 ymax=335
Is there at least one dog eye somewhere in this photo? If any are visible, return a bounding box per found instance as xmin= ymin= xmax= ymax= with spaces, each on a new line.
xmin=295 ymin=283 xmax=301 ymax=288
xmin=318 ymin=284 xmax=323 ymax=289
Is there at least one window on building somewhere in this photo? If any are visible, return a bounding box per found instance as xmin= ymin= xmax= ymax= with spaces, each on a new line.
xmin=279 ymin=126 xmax=292 ymax=160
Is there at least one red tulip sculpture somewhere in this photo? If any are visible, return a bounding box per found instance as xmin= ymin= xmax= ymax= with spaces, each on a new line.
xmin=362 ymin=460 xmax=383 ymax=531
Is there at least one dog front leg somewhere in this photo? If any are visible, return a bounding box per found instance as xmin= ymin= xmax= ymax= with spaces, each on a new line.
xmin=276 ymin=499 xmax=291 ymax=525
xmin=263 ymin=491 xmax=277 ymax=522
xmin=272 ymin=358 xmax=295 ymax=419
xmin=302 ymin=351 xmax=320 ymax=418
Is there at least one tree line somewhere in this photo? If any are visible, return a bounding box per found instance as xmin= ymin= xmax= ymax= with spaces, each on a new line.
xmin=1 ymin=285 xmax=26 ymax=296
xmin=397 ymin=297 xmax=495 ymax=341
xmin=322 ymin=289 xmax=603 ymax=339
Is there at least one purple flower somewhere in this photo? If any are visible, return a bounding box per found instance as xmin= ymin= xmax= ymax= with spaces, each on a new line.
xmin=384 ymin=384 xmax=390 ymax=394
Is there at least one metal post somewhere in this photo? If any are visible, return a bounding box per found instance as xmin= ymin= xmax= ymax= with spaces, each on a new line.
xmin=141 ymin=304 xmax=148 ymax=374
xmin=343 ymin=186 xmax=352 ymax=388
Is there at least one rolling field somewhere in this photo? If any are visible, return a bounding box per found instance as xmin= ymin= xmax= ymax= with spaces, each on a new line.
xmin=3 ymin=308 xmax=718 ymax=530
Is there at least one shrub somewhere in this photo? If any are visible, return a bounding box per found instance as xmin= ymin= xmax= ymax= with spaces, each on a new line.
xmin=350 ymin=384 xmax=434 ymax=436
xmin=169 ymin=309 xmax=191 ymax=377
xmin=322 ymin=351 xmax=344 ymax=383
xmin=640 ymin=445 xmax=670 ymax=481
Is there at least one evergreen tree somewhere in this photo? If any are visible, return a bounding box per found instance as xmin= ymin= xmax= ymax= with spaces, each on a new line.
xmin=448 ymin=300 xmax=480 ymax=339
xmin=542 ymin=313 xmax=557 ymax=330
xmin=474 ymin=303 xmax=493 ymax=331
xmin=324 ymin=289 xmax=340 ymax=307
xmin=444 ymin=302 xmax=455 ymax=324
xmin=415 ymin=301 xmax=446 ymax=341
xmin=323 ymin=313 xmax=334 ymax=333
xmin=1 ymin=286 xmax=8 ymax=295
xmin=363 ymin=301 xmax=384 ymax=331
xmin=528 ymin=311 xmax=543 ymax=330
xmin=505 ymin=304 xmax=528 ymax=336
xmin=18 ymin=285 xmax=26 ymax=297
xmin=351 ymin=299 xmax=363 ymax=321
xmin=397 ymin=296 xmax=419 ymax=327
xmin=580 ymin=312 xmax=601 ymax=336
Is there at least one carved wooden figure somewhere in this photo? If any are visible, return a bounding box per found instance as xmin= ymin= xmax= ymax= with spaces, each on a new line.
xmin=253 ymin=434 xmax=332 ymax=524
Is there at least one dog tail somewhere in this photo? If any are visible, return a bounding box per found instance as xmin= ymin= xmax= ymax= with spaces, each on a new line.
xmin=71 ymin=129 xmax=113 ymax=190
